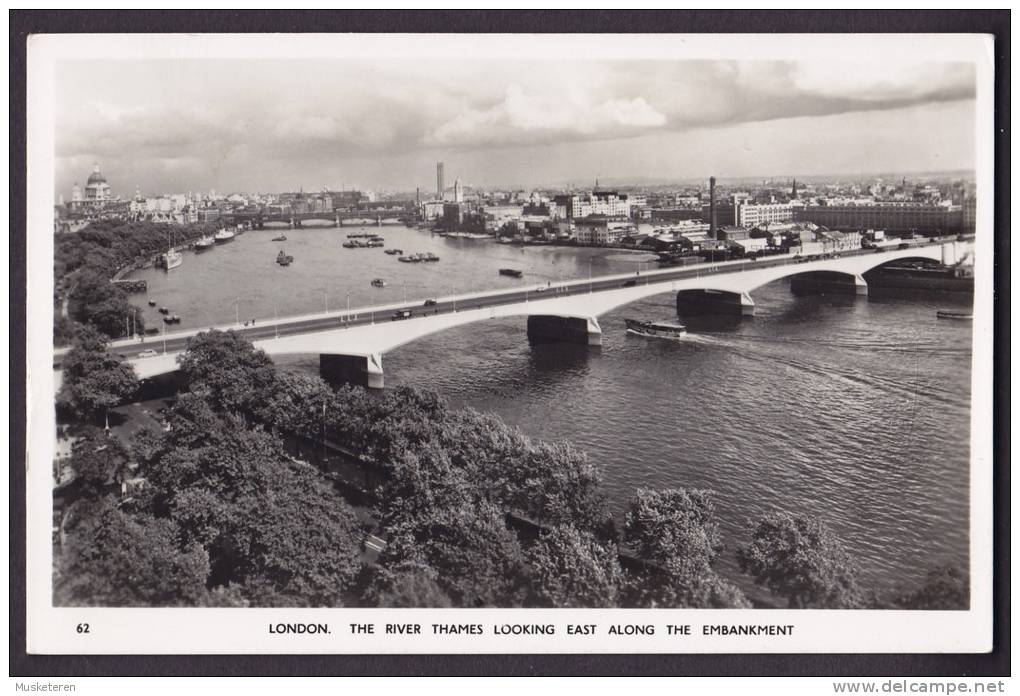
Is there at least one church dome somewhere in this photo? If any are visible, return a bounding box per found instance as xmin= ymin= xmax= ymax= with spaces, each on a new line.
xmin=86 ymin=164 xmax=107 ymax=185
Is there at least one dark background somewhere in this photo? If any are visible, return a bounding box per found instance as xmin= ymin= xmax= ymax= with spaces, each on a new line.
xmin=9 ymin=9 xmax=1010 ymax=678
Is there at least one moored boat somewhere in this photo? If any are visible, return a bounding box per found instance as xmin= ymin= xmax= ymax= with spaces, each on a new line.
xmin=936 ymin=309 xmax=973 ymax=320
xmin=499 ymin=268 xmax=523 ymax=278
xmin=214 ymin=228 xmax=235 ymax=244
xmin=625 ymin=318 xmax=687 ymax=339
xmin=193 ymin=235 xmax=215 ymax=253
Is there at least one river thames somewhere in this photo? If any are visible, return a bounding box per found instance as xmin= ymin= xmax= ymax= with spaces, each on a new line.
xmin=129 ymin=222 xmax=973 ymax=599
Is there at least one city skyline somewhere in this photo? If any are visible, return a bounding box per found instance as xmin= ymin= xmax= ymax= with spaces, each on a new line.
xmin=55 ymin=58 xmax=975 ymax=196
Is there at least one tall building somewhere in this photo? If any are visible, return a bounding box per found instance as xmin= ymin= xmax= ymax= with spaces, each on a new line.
xmin=708 ymin=176 xmax=717 ymax=238
xmin=454 ymin=178 xmax=463 ymax=203
xmin=437 ymin=162 xmax=445 ymax=199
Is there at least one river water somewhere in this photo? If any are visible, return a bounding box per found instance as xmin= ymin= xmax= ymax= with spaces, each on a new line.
xmin=129 ymin=222 xmax=973 ymax=598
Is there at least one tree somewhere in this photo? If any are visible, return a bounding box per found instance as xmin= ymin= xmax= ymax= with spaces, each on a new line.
xmin=737 ymin=512 xmax=864 ymax=609
xmin=61 ymin=325 xmax=139 ymax=427
xmin=623 ymin=488 xmax=748 ymax=608
xmin=255 ymin=369 xmax=336 ymax=437
xmin=176 ymin=330 xmax=277 ymax=416
xmin=624 ymin=488 xmax=723 ymax=566
xmin=71 ymin=269 xmax=140 ymax=339
xmin=444 ymin=409 xmax=611 ymax=533
xmin=379 ymin=502 xmax=527 ymax=607
xmin=68 ymin=426 xmax=131 ymax=496
xmin=527 ymin=526 xmax=623 ymax=607
xmin=136 ymin=397 xmax=363 ymax=606
xmin=55 ymin=498 xmax=210 ymax=607
xmin=894 ymin=564 xmax=968 ymax=610
xmin=362 ymin=544 xmax=453 ymax=608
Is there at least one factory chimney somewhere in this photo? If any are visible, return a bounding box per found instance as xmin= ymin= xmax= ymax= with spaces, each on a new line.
xmin=709 ymin=176 xmax=717 ymax=239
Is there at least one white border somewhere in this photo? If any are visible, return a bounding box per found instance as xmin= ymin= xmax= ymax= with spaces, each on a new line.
xmin=25 ymin=32 xmax=996 ymax=655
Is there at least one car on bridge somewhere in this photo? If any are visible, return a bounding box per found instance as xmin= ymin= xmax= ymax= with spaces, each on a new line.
xmin=423 ymin=299 xmax=437 ymax=306
xmin=137 ymin=349 xmax=159 ymax=359
xmin=392 ymin=309 xmax=412 ymax=320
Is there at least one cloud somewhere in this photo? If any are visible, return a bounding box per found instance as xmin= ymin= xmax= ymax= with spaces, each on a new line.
xmin=53 ymin=57 xmax=976 ymax=193
xmin=425 ymin=84 xmax=667 ymax=147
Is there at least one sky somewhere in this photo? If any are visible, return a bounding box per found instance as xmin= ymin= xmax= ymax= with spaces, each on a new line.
xmin=54 ymin=58 xmax=976 ymax=196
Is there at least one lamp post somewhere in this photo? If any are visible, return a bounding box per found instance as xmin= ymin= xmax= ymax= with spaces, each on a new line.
xmin=588 ymin=257 xmax=593 ymax=294
xmin=234 ymin=297 xmax=240 ymax=326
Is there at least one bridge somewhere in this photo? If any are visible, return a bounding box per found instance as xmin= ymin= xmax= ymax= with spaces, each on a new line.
xmin=56 ymin=239 xmax=970 ymax=390
xmin=225 ymin=205 xmax=413 ymax=229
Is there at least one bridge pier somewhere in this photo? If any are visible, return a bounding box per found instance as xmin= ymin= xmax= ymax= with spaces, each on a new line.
xmin=526 ymin=315 xmax=602 ymax=346
xmin=676 ymin=289 xmax=755 ymax=316
xmin=790 ymin=271 xmax=868 ymax=297
xmin=320 ymin=352 xmax=385 ymax=390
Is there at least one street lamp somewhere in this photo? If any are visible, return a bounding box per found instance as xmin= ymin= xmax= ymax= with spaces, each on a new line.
xmin=234 ymin=297 xmax=240 ymax=326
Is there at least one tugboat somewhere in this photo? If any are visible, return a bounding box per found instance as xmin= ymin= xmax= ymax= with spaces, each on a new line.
xmin=499 ymin=268 xmax=523 ymax=278
xmin=422 ymin=252 xmax=440 ymax=262
xmin=625 ymin=318 xmax=687 ymax=340
xmin=193 ymin=234 xmax=215 ymax=253
xmin=371 ymin=278 xmax=387 ymax=288
xmin=214 ymin=227 xmax=236 ymax=244
xmin=276 ymin=249 xmax=294 ymax=266
xmin=384 ymin=248 xmax=403 ymax=255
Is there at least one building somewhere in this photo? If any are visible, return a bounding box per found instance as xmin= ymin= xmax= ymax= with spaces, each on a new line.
xmin=83 ymin=163 xmax=112 ymax=205
xmin=437 ymin=162 xmax=445 ymax=199
xmin=963 ymin=197 xmax=976 ymax=231
xmin=420 ymin=200 xmax=446 ymax=221
xmin=443 ymin=202 xmax=465 ymax=228
xmin=793 ymin=202 xmax=963 ymax=234
xmin=553 ymin=191 xmax=630 ymax=220
xmin=735 ymin=202 xmax=794 ymax=228
xmin=454 ymin=178 xmax=463 ymax=203
xmin=573 ymin=216 xmax=634 ymax=246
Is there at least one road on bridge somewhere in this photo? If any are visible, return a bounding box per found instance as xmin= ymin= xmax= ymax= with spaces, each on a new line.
xmin=53 ymin=237 xmax=962 ymax=369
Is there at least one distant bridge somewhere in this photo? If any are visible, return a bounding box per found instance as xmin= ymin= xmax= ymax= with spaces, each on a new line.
xmin=225 ymin=205 xmax=414 ymax=228
xmin=56 ymin=239 xmax=971 ymax=390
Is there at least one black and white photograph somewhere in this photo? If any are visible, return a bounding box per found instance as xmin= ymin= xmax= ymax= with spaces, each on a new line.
xmin=19 ymin=24 xmax=1001 ymax=663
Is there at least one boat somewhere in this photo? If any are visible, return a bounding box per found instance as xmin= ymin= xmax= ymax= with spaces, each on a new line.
xmin=371 ymin=278 xmax=387 ymax=287
xmin=213 ymin=228 xmax=235 ymax=244
xmin=625 ymin=318 xmax=687 ymax=339
xmin=422 ymin=252 xmax=440 ymax=262
xmin=158 ymin=306 xmax=169 ymax=315
xmin=161 ymin=249 xmax=183 ymax=270
xmin=936 ymin=309 xmax=973 ymax=320
xmin=147 ymin=300 xmax=156 ymax=307
xmin=384 ymin=248 xmax=403 ymax=255
xmin=499 ymin=268 xmax=523 ymax=278
xmin=276 ymin=249 xmax=294 ymax=266
xmin=271 ymin=234 xmax=288 ymax=242
xmin=159 ymin=231 xmax=182 ymax=270
xmin=193 ymin=235 xmax=215 ymax=252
